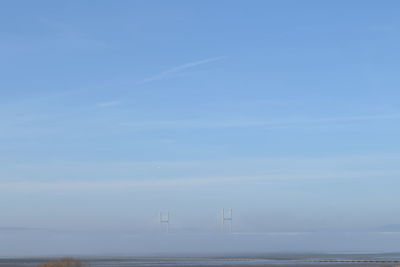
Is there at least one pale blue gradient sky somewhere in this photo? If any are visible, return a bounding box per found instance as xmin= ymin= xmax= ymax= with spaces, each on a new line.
xmin=2 ymin=1 xmax=400 ymax=252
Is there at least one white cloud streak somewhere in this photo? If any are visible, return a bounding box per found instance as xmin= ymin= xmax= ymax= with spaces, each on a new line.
xmin=1 ymin=169 xmax=400 ymax=192
xmin=97 ymin=100 xmax=122 ymax=108
xmin=138 ymin=56 xmax=226 ymax=84
xmin=2 ymin=154 xmax=400 ymax=192
xmin=119 ymin=113 xmax=400 ymax=131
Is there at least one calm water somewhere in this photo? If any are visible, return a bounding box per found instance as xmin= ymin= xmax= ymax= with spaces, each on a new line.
xmin=2 ymin=255 xmax=400 ymax=267
xmin=86 ymin=259 xmax=310 ymax=266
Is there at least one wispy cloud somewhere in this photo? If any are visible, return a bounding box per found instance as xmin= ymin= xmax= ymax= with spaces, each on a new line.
xmin=119 ymin=113 xmax=400 ymax=131
xmin=0 ymin=176 xmax=244 ymax=192
xmin=138 ymin=56 xmax=226 ymax=84
xmin=2 ymin=154 xmax=400 ymax=192
xmin=2 ymin=169 xmax=400 ymax=192
xmin=97 ymin=100 xmax=122 ymax=108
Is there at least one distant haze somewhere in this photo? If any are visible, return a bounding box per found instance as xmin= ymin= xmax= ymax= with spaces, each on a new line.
xmin=3 ymin=229 xmax=400 ymax=256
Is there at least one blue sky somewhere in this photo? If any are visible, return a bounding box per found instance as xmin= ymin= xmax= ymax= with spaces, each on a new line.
xmin=2 ymin=0 xmax=400 ymax=254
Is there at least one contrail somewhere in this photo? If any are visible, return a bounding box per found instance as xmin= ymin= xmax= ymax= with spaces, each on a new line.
xmin=138 ymin=56 xmax=226 ymax=84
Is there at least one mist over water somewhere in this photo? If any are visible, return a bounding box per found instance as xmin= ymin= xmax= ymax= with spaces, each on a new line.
xmin=2 ymin=229 xmax=400 ymax=257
